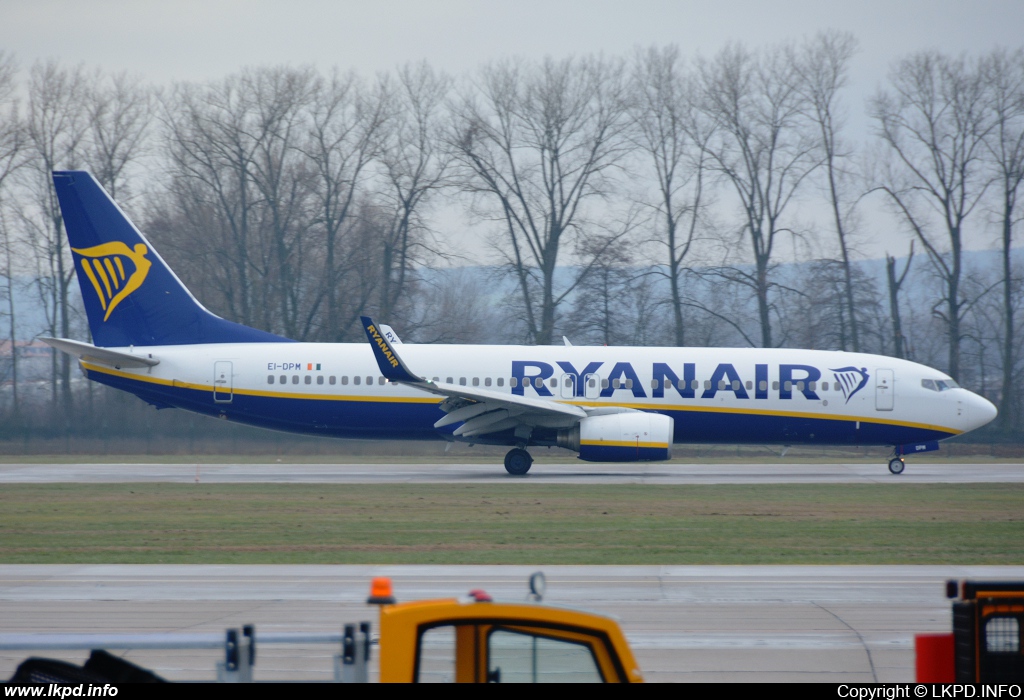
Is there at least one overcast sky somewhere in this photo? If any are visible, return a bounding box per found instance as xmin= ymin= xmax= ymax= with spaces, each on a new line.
xmin=3 ymin=0 xmax=1023 ymax=260
xmin=5 ymin=0 xmax=1022 ymax=85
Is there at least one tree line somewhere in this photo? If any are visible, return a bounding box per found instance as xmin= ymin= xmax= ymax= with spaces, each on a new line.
xmin=0 ymin=33 xmax=1022 ymax=437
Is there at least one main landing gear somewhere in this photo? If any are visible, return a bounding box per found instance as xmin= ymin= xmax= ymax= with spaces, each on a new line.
xmin=888 ymin=456 xmax=906 ymax=475
xmin=504 ymin=448 xmax=533 ymax=476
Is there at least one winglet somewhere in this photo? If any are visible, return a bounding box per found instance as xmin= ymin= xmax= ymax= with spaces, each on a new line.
xmin=360 ymin=316 xmax=423 ymax=384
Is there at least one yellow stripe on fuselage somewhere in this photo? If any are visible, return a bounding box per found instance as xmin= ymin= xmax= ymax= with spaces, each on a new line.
xmin=80 ymin=362 xmax=960 ymax=434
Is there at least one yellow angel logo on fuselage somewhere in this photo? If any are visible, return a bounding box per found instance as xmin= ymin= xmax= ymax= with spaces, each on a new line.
xmin=72 ymin=242 xmax=152 ymax=321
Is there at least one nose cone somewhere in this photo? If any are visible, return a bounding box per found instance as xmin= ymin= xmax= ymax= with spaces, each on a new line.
xmin=964 ymin=391 xmax=998 ymax=432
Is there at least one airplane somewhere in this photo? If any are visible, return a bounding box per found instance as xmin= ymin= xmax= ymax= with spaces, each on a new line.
xmin=43 ymin=171 xmax=998 ymax=476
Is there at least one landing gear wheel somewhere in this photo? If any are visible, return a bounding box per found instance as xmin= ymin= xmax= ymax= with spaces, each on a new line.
xmin=888 ymin=457 xmax=905 ymax=475
xmin=504 ymin=448 xmax=533 ymax=476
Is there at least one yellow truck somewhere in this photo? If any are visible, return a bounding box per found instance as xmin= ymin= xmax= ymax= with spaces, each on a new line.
xmin=370 ymin=575 xmax=643 ymax=683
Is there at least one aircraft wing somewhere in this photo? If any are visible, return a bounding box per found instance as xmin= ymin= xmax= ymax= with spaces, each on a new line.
xmin=41 ymin=337 xmax=160 ymax=369
xmin=360 ymin=317 xmax=586 ymax=438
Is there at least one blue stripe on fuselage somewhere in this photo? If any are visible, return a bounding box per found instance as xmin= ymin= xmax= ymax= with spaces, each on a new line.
xmin=86 ymin=368 xmax=956 ymax=446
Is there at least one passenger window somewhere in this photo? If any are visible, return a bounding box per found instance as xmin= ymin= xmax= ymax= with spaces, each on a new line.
xmin=566 ymin=377 xmax=573 ymax=387
xmin=796 ymin=381 xmax=804 ymax=391
xmin=341 ymin=376 xmax=348 ymax=385
xmin=625 ymin=379 xmax=633 ymax=389
xmin=267 ymin=375 xmax=274 ymax=384
xmin=676 ymin=379 xmax=685 ymax=390
xmin=498 ymin=378 xmax=505 ymax=387
xmin=279 ymin=375 xmax=286 ymax=384
xmin=718 ymin=380 xmax=726 ymax=390
xmin=590 ymin=378 xmax=597 ymax=388
xmin=459 ymin=377 xmax=467 ymax=386
xmin=759 ymin=380 xmax=767 ymax=392
xmin=612 ymin=379 xmax=621 ymax=389
xmin=650 ymin=379 xmax=658 ymax=389
xmin=691 ymin=380 xmax=699 ymax=390
xmin=354 ymin=376 xmax=361 ymax=386
xmin=379 ymin=377 xmax=386 ymax=385
xmin=732 ymin=380 xmax=740 ymax=391
xmin=487 ymin=628 xmax=602 ymax=683
xmin=534 ymin=377 xmax=543 ymax=388
xmin=292 ymin=375 xmax=299 ymax=384
xmin=745 ymin=380 xmax=752 ymax=390
xmin=664 ymin=379 xmax=671 ymax=389
xmin=510 ymin=377 xmax=517 ymax=388
xmin=473 ymin=377 xmax=480 ymax=387
xmin=773 ymin=381 xmax=779 ymax=390
xmin=432 ymin=377 xmax=440 ymax=383
xmin=303 ymin=375 xmax=310 ymax=384
xmin=549 ymin=378 xmax=557 ymax=388
xmin=485 ymin=378 xmax=492 ymax=387
xmin=601 ymin=379 xmax=609 ymax=388
xmin=784 ymin=381 xmax=792 ymax=391
xmin=808 ymin=381 xmax=816 ymax=391
xmin=447 ymin=377 xmax=454 ymax=384
xmin=366 ymin=376 xmax=372 ymax=385
xmin=704 ymin=380 xmax=711 ymax=390
xmin=329 ymin=376 xmax=336 ymax=385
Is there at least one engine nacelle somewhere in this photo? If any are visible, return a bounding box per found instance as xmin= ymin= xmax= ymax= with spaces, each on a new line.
xmin=558 ymin=412 xmax=674 ymax=462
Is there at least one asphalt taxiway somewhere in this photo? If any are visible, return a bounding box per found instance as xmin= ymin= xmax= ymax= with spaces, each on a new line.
xmin=1 ymin=460 xmax=1023 ymax=483
xmin=2 ymin=565 xmax=1023 ymax=682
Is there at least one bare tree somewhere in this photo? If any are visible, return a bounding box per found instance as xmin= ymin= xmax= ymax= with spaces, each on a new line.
xmin=162 ymin=74 xmax=264 ymax=327
xmin=448 ymin=55 xmax=633 ymax=345
xmin=0 ymin=52 xmax=26 ymax=413
xmin=630 ymin=45 xmax=713 ymax=346
xmin=982 ymin=48 xmax=1024 ymax=429
xmin=698 ymin=43 xmax=819 ymax=348
xmin=302 ymin=69 xmax=389 ymax=341
xmin=886 ymin=242 xmax=915 ymax=359
xmin=375 ymin=62 xmax=452 ymax=324
xmin=871 ymin=51 xmax=993 ymax=381
xmin=22 ymin=60 xmax=88 ymax=409
xmin=245 ymin=66 xmax=317 ymax=339
xmin=85 ymin=71 xmax=152 ymax=200
xmin=794 ymin=31 xmax=863 ymax=351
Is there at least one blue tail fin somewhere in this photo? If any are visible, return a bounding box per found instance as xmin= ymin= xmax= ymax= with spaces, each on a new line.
xmin=53 ymin=171 xmax=291 ymax=347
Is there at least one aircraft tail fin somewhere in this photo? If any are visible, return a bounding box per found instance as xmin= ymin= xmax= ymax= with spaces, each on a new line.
xmin=52 ymin=171 xmax=291 ymax=347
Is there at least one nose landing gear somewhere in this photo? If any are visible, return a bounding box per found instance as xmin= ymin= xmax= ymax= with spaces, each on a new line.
xmin=888 ymin=456 xmax=905 ymax=475
xmin=504 ymin=448 xmax=533 ymax=476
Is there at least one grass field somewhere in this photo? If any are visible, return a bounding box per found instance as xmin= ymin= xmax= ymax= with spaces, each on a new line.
xmin=1 ymin=483 xmax=1021 ymax=565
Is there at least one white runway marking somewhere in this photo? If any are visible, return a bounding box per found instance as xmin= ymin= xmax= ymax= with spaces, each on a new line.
xmin=1 ymin=461 xmax=1023 ymax=483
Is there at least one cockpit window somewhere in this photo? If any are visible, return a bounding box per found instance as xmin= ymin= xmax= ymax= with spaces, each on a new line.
xmin=922 ymin=378 xmax=960 ymax=392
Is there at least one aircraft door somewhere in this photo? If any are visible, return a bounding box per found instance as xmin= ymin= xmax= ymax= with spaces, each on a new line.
xmin=583 ymin=373 xmax=600 ymax=399
xmin=875 ymin=368 xmax=894 ymax=411
xmin=214 ymin=361 xmax=233 ymax=403
xmin=559 ymin=373 xmax=576 ymax=399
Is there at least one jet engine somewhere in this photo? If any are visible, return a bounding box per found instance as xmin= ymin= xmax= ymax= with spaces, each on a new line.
xmin=557 ymin=412 xmax=674 ymax=462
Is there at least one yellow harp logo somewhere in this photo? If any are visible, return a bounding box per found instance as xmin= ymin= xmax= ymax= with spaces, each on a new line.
xmin=72 ymin=242 xmax=152 ymax=321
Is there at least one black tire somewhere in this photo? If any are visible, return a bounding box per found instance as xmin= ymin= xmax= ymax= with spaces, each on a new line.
xmin=888 ymin=457 xmax=905 ymax=475
xmin=504 ymin=448 xmax=533 ymax=475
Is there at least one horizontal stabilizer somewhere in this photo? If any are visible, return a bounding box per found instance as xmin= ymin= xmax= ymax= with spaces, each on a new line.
xmin=41 ymin=337 xmax=159 ymax=368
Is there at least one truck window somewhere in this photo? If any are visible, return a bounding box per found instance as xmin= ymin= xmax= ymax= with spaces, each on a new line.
xmin=417 ymin=625 xmax=456 ymax=682
xmin=985 ymin=617 xmax=1020 ymax=653
xmin=487 ymin=627 xmax=602 ymax=683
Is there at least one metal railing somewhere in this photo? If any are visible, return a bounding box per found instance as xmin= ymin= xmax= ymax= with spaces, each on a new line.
xmin=0 ymin=622 xmax=373 ymax=683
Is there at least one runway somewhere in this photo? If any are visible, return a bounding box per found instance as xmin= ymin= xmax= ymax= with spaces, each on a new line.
xmin=2 ymin=460 xmax=1023 ymax=483
xmin=2 ymin=565 xmax=1023 ymax=682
